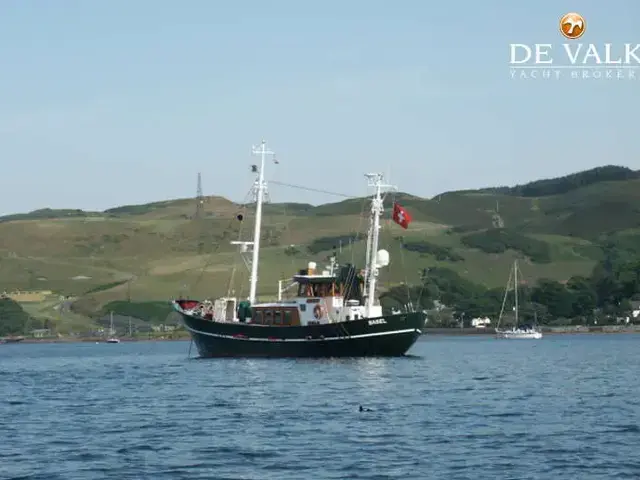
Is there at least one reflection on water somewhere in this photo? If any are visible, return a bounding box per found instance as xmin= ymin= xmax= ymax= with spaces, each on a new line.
xmin=354 ymin=357 xmax=391 ymax=394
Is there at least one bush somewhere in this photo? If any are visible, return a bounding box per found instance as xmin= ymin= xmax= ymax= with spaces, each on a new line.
xmin=84 ymin=280 xmax=129 ymax=295
xmin=284 ymin=246 xmax=302 ymax=256
xmin=307 ymin=235 xmax=362 ymax=254
xmin=398 ymin=238 xmax=463 ymax=262
xmin=461 ymin=228 xmax=551 ymax=263
xmin=100 ymin=301 xmax=173 ymax=323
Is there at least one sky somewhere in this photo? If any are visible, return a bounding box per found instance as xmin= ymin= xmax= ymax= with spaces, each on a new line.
xmin=0 ymin=0 xmax=639 ymax=215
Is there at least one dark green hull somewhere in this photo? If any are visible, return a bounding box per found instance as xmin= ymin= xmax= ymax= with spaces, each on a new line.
xmin=173 ymin=301 xmax=425 ymax=358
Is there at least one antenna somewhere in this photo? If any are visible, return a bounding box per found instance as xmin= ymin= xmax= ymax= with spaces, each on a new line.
xmin=195 ymin=172 xmax=204 ymax=219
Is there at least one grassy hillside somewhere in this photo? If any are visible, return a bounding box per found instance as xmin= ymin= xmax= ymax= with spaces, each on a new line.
xmin=1 ymin=165 xmax=640 ymax=331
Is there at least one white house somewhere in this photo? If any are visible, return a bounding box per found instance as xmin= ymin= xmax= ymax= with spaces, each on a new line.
xmin=471 ymin=317 xmax=491 ymax=328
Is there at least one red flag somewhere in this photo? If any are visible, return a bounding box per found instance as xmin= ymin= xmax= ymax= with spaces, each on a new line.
xmin=392 ymin=202 xmax=412 ymax=229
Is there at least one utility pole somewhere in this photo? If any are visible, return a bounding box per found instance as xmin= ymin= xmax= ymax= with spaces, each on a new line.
xmin=195 ymin=172 xmax=204 ymax=219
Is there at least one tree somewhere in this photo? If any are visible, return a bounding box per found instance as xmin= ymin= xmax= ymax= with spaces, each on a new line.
xmin=531 ymin=279 xmax=574 ymax=319
xmin=566 ymin=275 xmax=597 ymax=317
xmin=616 ymin=260 xmax=640 ymax=299
xmin=0 ymin=298 xmax=32 ymax=336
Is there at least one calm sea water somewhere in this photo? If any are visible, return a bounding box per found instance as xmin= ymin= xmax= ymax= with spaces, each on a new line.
xmin=1 ymin=335 xmax=639 ymax=480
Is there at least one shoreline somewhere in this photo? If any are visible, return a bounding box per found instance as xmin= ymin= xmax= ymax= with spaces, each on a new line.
xmin=3 ymin=326 xmax=640 ymax=344
xmin=423 ymin=326 xmax=640 ymax=336
xmin=1 ymin=336 xmax=189 ymax=344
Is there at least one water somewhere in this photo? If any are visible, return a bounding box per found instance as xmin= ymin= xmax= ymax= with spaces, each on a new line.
xmin=1 ymin=335 xmax=639 ymax=480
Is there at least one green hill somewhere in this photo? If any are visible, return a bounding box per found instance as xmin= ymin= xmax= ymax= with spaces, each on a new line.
xmin=1 ymin=164 xmax=640 ymax=332
xmin=466 ymin=165 xmax=640 ymax=197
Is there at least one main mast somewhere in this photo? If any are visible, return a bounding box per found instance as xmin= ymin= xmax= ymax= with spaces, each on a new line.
xmin=248 ymin=140 xmax=274 ymax=304
xmin=514 ymin=260 xmax=519 ymax=328
xmin=364 ymin=173 xmax=395 ymax=317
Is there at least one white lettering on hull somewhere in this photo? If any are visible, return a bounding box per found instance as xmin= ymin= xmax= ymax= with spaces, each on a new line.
xmin=368 ymin=318 xmax=387 ymax=326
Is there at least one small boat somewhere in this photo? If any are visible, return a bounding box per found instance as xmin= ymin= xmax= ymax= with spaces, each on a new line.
xmin=495 ymin=260 xmax=543 ymax=340
xmin=172 ymin=140 xmax=426 ymax=358
xmin=0 ymin=336 xmax=25 ymax=344
xmin=105 ymin=312 xmax=120 ymax=343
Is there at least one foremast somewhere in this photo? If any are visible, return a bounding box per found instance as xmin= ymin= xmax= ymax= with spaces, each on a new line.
xmin=230 ymin=141 xmax=275 ymax=305
xmin=248 ymin=140 xmax=276 ymax=304
xmin=363 ymin=173 xmax=396 ymax=317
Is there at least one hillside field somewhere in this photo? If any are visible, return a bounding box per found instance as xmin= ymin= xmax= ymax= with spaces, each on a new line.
xmin=1 ymin=165 xmax=640 ymax=332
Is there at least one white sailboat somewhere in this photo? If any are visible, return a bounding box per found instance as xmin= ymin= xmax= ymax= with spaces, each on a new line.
xmin=495 ymin=260 xmax=542 ymax=340
xmin=106 ymin=311 xmax=120 ymax=343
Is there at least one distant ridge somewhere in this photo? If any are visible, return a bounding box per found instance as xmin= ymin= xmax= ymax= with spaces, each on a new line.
xmin=449 ymin=165 xmax=639 ymax=198
xmin=0 ymin=208 xmax=99 ymax=223
xmin=2 ymin=165 xmax=638 ymax=222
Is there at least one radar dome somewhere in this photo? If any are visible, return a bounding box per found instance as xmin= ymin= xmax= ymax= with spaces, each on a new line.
xmin=375 ymin=249 xmax=390 ymax=268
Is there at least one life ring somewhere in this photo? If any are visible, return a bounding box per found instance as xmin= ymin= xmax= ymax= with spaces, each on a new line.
xmin=313 ymin=304 xmax=326 ymax=319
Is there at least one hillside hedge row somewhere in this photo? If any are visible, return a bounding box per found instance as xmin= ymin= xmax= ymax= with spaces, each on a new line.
xmin=461 ymin=228 xmax=551 ymax=263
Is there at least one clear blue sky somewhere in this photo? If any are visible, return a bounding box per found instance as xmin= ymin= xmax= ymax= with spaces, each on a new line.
xmin=0 ymin=0 xmax=638 ymax=215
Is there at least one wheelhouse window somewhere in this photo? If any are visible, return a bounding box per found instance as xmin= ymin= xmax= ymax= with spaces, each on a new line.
xmin=250 ymin=308 xmax=297 ymax=326
xmin=297 ymin=281 xmax=336 ymax=297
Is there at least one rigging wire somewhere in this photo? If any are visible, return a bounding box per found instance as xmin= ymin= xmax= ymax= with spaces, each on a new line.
xmin=381 ymin=189 xmax=418 ymax=313
xmin=386 ymin=190 xmax=411 ymax=312
xmin=225 ymin=188 xmax=256 ymax=298
xmin=341 ymin=197 xmax=369 ymax=303
xmin=269 ymin=180 xmax=356 ymax=199
xmin=280 ymin=201 xmax=299 ymax=294
xmin=270 ymin=179 xmax=369 ymax=302
xmin=187 ymin=177 xmax=407 ymax=303
xmin=190 ymin=186 xmax=254 ymax=296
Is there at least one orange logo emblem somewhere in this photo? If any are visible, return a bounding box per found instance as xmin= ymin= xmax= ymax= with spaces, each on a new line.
xmin=560 ymin=13 xmax=585 ymax=40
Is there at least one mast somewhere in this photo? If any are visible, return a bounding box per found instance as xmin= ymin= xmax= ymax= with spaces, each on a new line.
xmin=362 ymin=222 xmax=373 ymax=298
xmin=248 ymin=140 xmax=274 ymax=304
xmin=514 ymin=260 xmax=519 ymax=328
xmin=364 ymin=173 xmax=395 ymax=316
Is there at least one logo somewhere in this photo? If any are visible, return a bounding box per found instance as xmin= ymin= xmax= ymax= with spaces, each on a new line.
xmin=368 ymin=318 xmax=387 ymax=326
xmin=559 ymin=13 xmax=585 ymax=40
xmin=509 ymin=14 xmax=638 ymax=81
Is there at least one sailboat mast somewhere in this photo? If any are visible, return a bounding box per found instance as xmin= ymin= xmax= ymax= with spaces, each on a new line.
xmin=248 ymin=140 xmax=274 ymax=304
xmin=514 ymin=260 xmax=519 ymax=327
xmin=364 ymin=173 xmax=395 ymax=316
